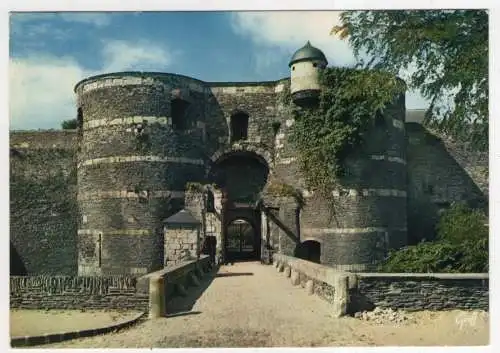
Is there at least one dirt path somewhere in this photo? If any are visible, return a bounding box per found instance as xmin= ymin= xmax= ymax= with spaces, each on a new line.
xmin=10 ymin=310 xmax=141 ymax=337
xmin=41 ymin=262 xmax=489 ymax=348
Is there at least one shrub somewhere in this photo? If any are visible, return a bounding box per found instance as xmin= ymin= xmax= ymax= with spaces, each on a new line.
xmin=379 ymin=203 xmax=488 ymax=273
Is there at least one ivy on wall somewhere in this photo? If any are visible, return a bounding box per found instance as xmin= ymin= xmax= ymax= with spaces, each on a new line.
xmin=263 ymin=181 xmax=305 ymax=209
xmin=284 ymin=67 xmax=406 ymax=199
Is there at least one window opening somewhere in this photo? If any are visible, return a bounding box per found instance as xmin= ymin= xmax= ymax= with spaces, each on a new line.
xmin=230 ymin=112 xmax=249 ymax=143
xmin=171 ymin=99 xmax=190 ymax=130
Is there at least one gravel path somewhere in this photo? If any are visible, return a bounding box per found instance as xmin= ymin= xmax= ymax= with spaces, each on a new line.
xmin=41 ymin=262 xmax=489 ymax=348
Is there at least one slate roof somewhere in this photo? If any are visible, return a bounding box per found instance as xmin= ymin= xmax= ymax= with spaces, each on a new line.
xmin=289 ymin=41 xmax=328 ymax=67
xmin=163 ymin=209 xmax=200 ymax=225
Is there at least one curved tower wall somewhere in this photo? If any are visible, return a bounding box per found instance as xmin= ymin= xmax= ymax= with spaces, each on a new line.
xmin=290 ymin=60 xmax=325 ymax=96
xmin=76 ymin=74 xmax=208 ymax=276
xmin=275 ymin=77 xmax=407 ymax=270
xmin=298 ymin=93 xmax=407 ymax=271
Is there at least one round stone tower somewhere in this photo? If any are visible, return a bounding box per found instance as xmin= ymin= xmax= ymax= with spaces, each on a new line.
xmin=282 ymin=43 xmax=408 ymax=271
xmin=289 ymin=41 xmax=328 ymax=106
xmin=298 ymin=94 xmax=408 ymax=271
xmin=74 ymin=72 xmax=207 ymax=276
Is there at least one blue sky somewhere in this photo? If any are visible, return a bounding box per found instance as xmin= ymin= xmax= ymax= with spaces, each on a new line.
xmin=9 ymin=11 xmax=429 ymax=130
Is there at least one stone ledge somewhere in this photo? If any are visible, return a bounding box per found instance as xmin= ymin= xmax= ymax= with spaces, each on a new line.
xmin=273 ymin=254 xmax=351 ymax=317
xmin=272 ymin=254 xmax=490 ymax=315
xmin=78 ymin=155 xmax=205 ymax=168
xmin=136 ymin=255 xmax=212 ymax=318
xmin=273 ymin=254 xmax=353 ymax=288
xmin=356 ymin=273 xmax=489 ymax=280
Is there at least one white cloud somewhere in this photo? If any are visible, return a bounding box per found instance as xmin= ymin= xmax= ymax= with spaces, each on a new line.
xmin=232 ymin=11 xmax=355 ymax=67
xmin=232 ymin=11 xmax=430 ymax=110
xmin=9 ymin=56 xmax=90 ymax=130
xmin=101 ymin=39 xmax=175 ymax=72
xmin=9 ymin=39 xmax=177 ymax=130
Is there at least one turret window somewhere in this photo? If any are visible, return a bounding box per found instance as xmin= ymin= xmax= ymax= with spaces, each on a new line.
xmin=230 ymin=112 xmax=249 ymax=143
xmin=171 ymin=98 xmax=190 ymax=130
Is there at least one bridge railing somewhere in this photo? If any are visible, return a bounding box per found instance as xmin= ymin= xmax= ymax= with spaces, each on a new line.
xmin=137 ymin=255 xmax=213 ymax=318
xmin=273 ymin=254 xmax=489 ymax=315
xmin=272 ymin=253 xmax=355 ymax=317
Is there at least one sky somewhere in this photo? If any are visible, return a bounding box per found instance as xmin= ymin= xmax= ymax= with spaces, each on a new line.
xmin=9 ymin=11 xmax=430 ymax=130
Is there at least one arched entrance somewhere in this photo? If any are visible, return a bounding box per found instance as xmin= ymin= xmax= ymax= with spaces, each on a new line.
xmin=209 ymin=148 xmax=269 ymax=263
xmin=226 ymin=219 xmax=258 ymax=261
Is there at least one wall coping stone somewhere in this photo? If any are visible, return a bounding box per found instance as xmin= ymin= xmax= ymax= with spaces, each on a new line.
xmin=356 ymin=273 xmax=489 ymax=280
xmin=136 ymin=255 xmax=211 ymax=318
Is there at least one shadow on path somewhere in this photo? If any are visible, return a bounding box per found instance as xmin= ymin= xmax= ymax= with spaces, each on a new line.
xmin=166 ymin=266 xmax=220 ymax=315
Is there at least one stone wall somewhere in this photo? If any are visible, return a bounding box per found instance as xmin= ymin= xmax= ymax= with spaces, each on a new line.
xmin=272 ymin=253 xmax=351 ymax=317
xmin=352 ymin=273 xmax=489 ymax=312
xmin=436 ymin=131 xmax=488 ymax=197
xmin=406 ymin=123 xmax=487 ymax=244
xmin=10 ymin=131 xmax=78 ymax=276
xmin=208 ymin=81 xmax=280 ymax=152
xmin=10 ymin=276 xmax=148 ymax=310
xmin=164 ymin=227 xmax=200 ymax=266
xmin=261 ymin=196 xmax=300 ymax=256
xmin=137 ymin=255 xmax=212 ymax=317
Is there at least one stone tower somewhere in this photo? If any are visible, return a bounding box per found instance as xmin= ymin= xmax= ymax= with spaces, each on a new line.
xmin=74 ymin=73 xmax=207 ymax=276
xmin=285 ymin=43 xmax=408 ymax=271
xmin=288 ymin=41 xmax=328 ymax=106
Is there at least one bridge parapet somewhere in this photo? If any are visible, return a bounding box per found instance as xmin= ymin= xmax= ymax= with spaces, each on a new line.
xmin=273 ymin=254 xmax=489 ymax=314
xmin=137 ymin=255 xmax=212 ymax=318
xmin=272 ymin=253 xmax=354 ymax=317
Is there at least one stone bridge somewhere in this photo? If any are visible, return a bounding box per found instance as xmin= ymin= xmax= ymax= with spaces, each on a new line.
xmin=35 ymin=254 xmax=489 ymax=348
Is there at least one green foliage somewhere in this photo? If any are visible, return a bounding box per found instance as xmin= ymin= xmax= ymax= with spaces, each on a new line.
xmin=264 ymin=182 xmax=305 ymax=209
xmin=335 ymin=10 xmax=488 ymax=151
xmin=185 ymin=182 xmax=218 ymax=193
xmin=436 ymin=202 xmax=488 ymax=244
xmin=288 ymin=67 xmax=405 ymax=198
xmin=61 ymin=119 xmax=78 ymax=130
xmin=379 ymin=203 xmax=488 ymax=273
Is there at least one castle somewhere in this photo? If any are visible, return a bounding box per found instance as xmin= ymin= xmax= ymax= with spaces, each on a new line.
xmin=9 ymin=42 xmax=488 ymax=277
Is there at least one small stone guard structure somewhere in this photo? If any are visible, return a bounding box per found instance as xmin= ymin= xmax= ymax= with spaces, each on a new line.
xmin=163 ymin=209 xmax=202 ymax=267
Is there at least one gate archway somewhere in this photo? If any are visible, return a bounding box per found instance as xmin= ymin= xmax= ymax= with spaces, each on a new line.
xmin=226 ymin=219 xmax=259 ymax=261
xmin=209 ymin=148 xmax=269 ymax=263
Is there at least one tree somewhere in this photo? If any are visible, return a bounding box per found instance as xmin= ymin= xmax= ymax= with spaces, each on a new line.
xmin=61 ymin=119 xmax=78 ymax=129
xmin=333 ymin=10 xmax=488 ymax=151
